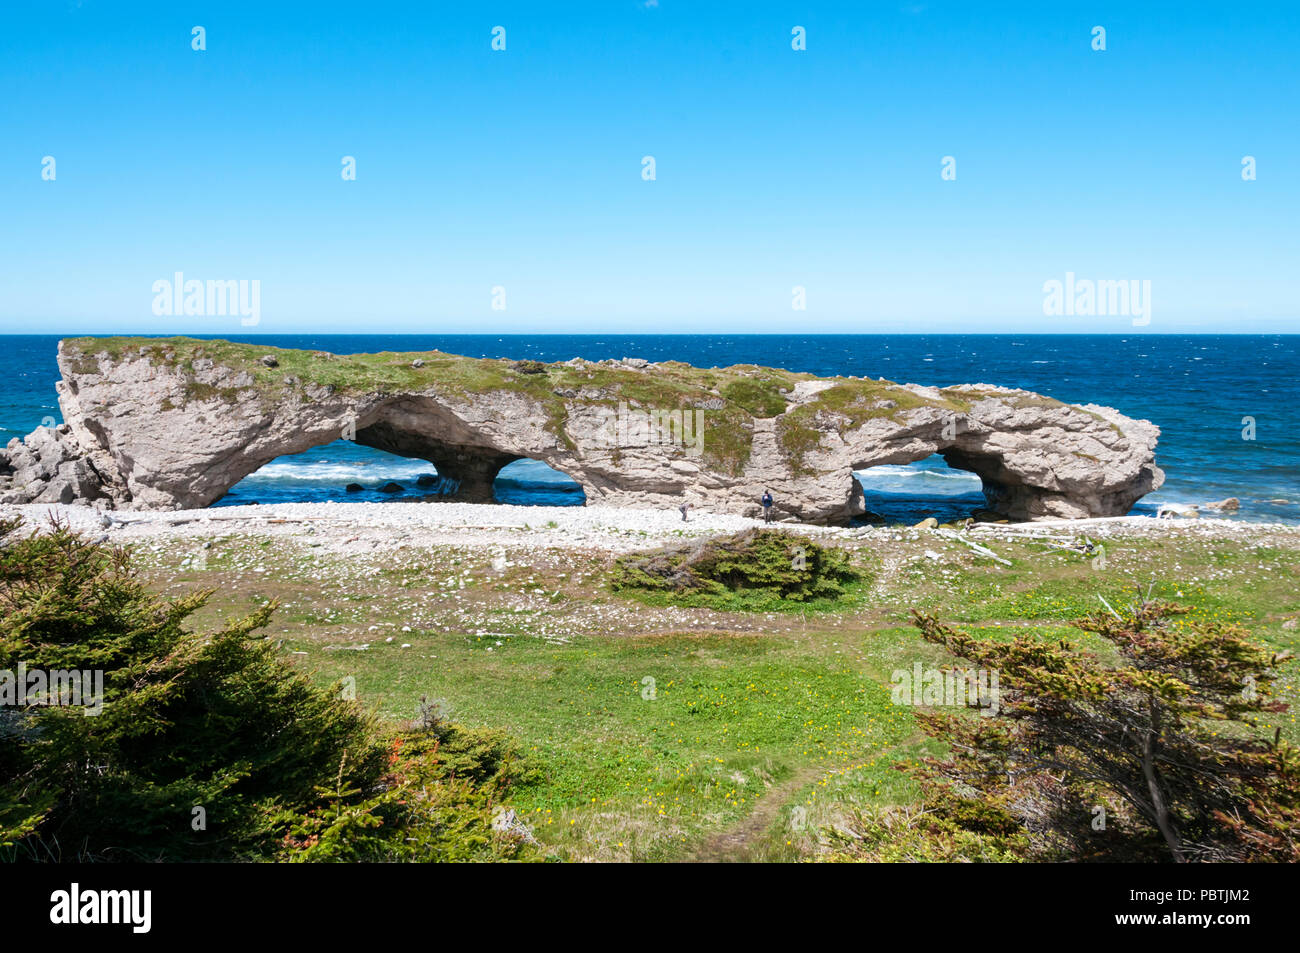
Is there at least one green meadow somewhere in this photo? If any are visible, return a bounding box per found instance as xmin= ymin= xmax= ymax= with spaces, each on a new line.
xmin=132 ymin=523 xmax=1300 ymax=861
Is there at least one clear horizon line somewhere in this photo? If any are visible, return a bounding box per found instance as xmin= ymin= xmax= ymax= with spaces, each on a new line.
xmin=5 ymin=330 xmax=1299 ymax=338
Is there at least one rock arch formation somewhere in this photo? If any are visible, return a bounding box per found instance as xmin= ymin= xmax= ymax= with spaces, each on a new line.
xmin=0 ymin=338 xmax=1164 ymax=523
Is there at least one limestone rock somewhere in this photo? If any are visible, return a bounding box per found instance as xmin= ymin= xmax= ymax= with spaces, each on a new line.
xmin=0 ymin=337 xmax=1167 ymax=523
xmin=0 ymin=424 xmax=107 ymax=506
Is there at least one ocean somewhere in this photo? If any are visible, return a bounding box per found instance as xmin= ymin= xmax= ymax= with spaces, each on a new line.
xmin=3 ymin=334 xmax=1296 ymax=524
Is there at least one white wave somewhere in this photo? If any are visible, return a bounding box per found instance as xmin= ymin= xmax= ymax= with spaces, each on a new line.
xmin=240 ymin=456 xmax=579 ymax=486
xmin=854 ymin=465 xmax=981 ymax=484
xmin=240 ymin=460 xmax=435 ymax=484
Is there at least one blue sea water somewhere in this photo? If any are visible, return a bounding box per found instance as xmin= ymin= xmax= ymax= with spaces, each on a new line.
xmin=2 ymin=334 xmax=1296 ymax=523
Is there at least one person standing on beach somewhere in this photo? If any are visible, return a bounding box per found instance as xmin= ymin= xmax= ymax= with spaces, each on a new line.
xmin=761 ymin=490 xmax=774 ymax=523
xmin=679 ymin=501 xmax=693 ymax=522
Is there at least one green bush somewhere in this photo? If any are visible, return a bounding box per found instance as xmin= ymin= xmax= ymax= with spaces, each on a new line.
xmin=0 ymin=518 xmax=537 ymax=862
xmin=902 ymin=602 xmax=1300 ymax=862
xmin=610 ymin=529 xmax=861 ymax=611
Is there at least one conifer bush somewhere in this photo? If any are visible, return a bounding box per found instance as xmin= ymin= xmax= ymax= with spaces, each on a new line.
xmin=891 ymin=601 xmax=1300 ymax=862
xmin=0 ymin=518 xmax=536 ymax=862
xmin=610 ymin=528 xmax=860 ymax=610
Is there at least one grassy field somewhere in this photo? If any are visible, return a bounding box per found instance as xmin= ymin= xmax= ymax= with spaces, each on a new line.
xmin=130 ymin=522 xmax=1300 ymax=861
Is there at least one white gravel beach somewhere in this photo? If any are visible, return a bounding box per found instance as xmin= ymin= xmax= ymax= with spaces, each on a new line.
xmin=4 ymin=500 xmax=1297 ymax=556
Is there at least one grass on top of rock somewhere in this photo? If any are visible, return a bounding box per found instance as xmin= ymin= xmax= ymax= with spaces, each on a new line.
xmin=57 ymin=337 xmax=986 ymax=477
xmin=609 ymin=528 xmax=865 ymax=612
xmin=776 ymin=379 xmax=968 ymax=473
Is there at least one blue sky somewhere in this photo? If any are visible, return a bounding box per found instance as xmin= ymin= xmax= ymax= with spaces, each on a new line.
xmin=1 ymin=0 xmax=1297 ymax=334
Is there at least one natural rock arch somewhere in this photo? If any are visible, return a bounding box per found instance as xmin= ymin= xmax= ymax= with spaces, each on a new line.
xmin=0 ymin=338 xmax=1164 ymax=523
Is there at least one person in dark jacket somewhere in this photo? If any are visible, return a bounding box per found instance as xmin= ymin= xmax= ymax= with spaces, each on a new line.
xmin=760 ymin=490 xmax=774 ymax=523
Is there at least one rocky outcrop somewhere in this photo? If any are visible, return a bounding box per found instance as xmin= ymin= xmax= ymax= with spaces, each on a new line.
xmin=0 ymin=337 xmax=1165 ymax=523
xmin=1 ymin=423 xmax=108 ymax=505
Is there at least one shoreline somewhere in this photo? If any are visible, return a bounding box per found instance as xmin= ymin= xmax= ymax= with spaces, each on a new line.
xmin=5 ymin=500 xmax=1297 ymax=555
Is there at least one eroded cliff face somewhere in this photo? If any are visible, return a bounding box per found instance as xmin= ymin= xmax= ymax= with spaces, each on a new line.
xmin=0 ymin=337 xmax=1164 ymax=522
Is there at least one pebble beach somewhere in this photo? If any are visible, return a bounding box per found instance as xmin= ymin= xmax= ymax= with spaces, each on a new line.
xmin=5 ymin=500 xmax=1297 ymax=557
